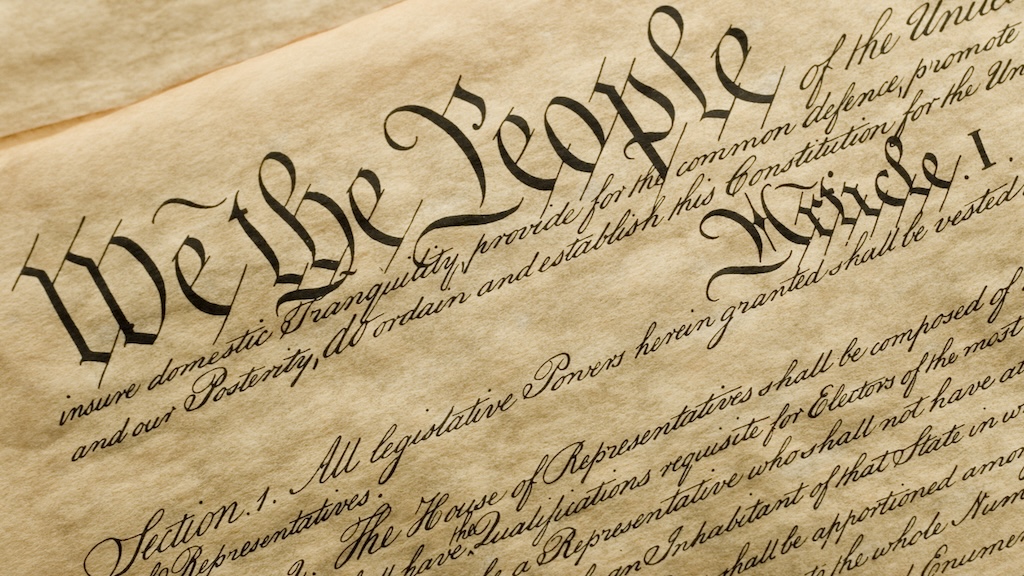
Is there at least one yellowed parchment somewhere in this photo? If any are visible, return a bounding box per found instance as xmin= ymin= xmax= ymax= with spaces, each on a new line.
xmin=0 ymin=0 xmax=398 ymax=138
xmin=2 ymin=1 xmax=1024 ymax=575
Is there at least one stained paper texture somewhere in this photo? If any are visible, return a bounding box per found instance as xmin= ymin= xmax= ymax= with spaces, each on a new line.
xmin=0 ymin=0 xmax=397 ymax=137
xmin=2 ymin=1 xmax=1024 ymax=575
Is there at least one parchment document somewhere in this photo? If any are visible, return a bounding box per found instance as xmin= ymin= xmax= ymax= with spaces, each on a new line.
xmin=0 ymin=0 xmax=398 ymax=138
xmin=2 ymin=1 xmax=1024 ymax=575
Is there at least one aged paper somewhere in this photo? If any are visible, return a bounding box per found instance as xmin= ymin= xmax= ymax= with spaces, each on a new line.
xmin=0 ymin=0 xmax=397 ymax=138
xmin=2 ymin=1 xmax=1024 ymax=575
